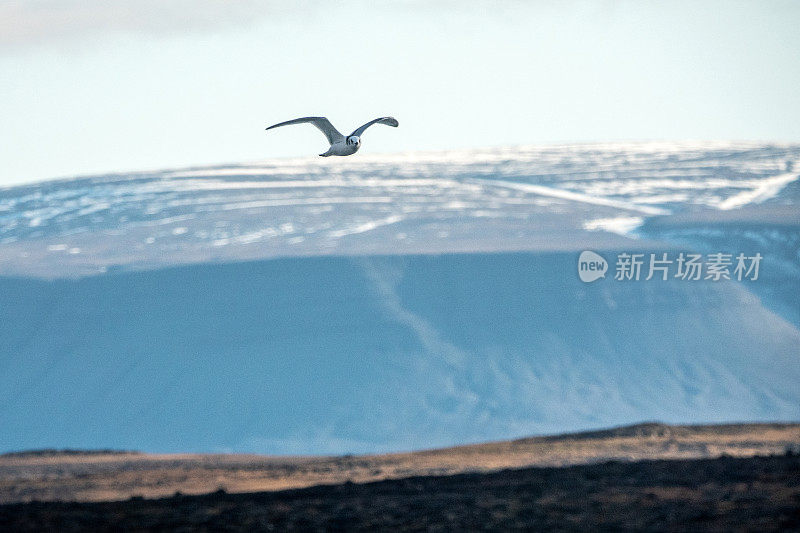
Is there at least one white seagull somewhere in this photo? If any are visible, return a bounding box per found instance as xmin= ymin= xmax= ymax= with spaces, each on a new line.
xmin=265 ymin=116 xmax=399 ymax=157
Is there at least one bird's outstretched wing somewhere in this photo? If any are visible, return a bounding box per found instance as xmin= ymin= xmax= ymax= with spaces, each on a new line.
xmin=265 ymin=117 xmax=344 ymax=145
xmin=349 ymin=117 xmax=399 ymax=137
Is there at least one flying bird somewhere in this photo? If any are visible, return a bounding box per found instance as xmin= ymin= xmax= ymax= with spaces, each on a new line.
xmin=265 ymin=116 xmax=399 ymax=157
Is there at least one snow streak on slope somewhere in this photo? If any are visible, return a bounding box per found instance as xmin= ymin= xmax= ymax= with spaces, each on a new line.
xmin=717 ymin=172 xmax=799 ymax=210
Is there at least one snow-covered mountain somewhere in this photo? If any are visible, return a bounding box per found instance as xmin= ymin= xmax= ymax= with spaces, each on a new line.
xmin=1 ymin=142 xmax=798 ymax=453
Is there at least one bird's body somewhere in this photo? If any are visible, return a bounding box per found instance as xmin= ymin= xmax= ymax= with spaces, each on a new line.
xmin=320 ymin=138 xmax=360 ymax=157
xmin=265 ymin=116 xmax=398 ymax=157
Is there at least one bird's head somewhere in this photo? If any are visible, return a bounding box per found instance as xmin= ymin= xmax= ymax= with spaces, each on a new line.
xmin=346 ymin=136 xmax=361 ymax=147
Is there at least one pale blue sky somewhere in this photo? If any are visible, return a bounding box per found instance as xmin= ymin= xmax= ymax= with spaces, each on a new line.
xmin=1 ymin=0 xmax=799 ymax=186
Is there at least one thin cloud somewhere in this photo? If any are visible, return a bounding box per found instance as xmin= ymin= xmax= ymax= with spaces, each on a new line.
xmin=0 ymin=0 xmax=290 ymax=49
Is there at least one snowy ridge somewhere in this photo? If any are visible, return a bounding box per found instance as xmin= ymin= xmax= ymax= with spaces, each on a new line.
xmin=0 ymin=142 xmax=797 ymax=278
